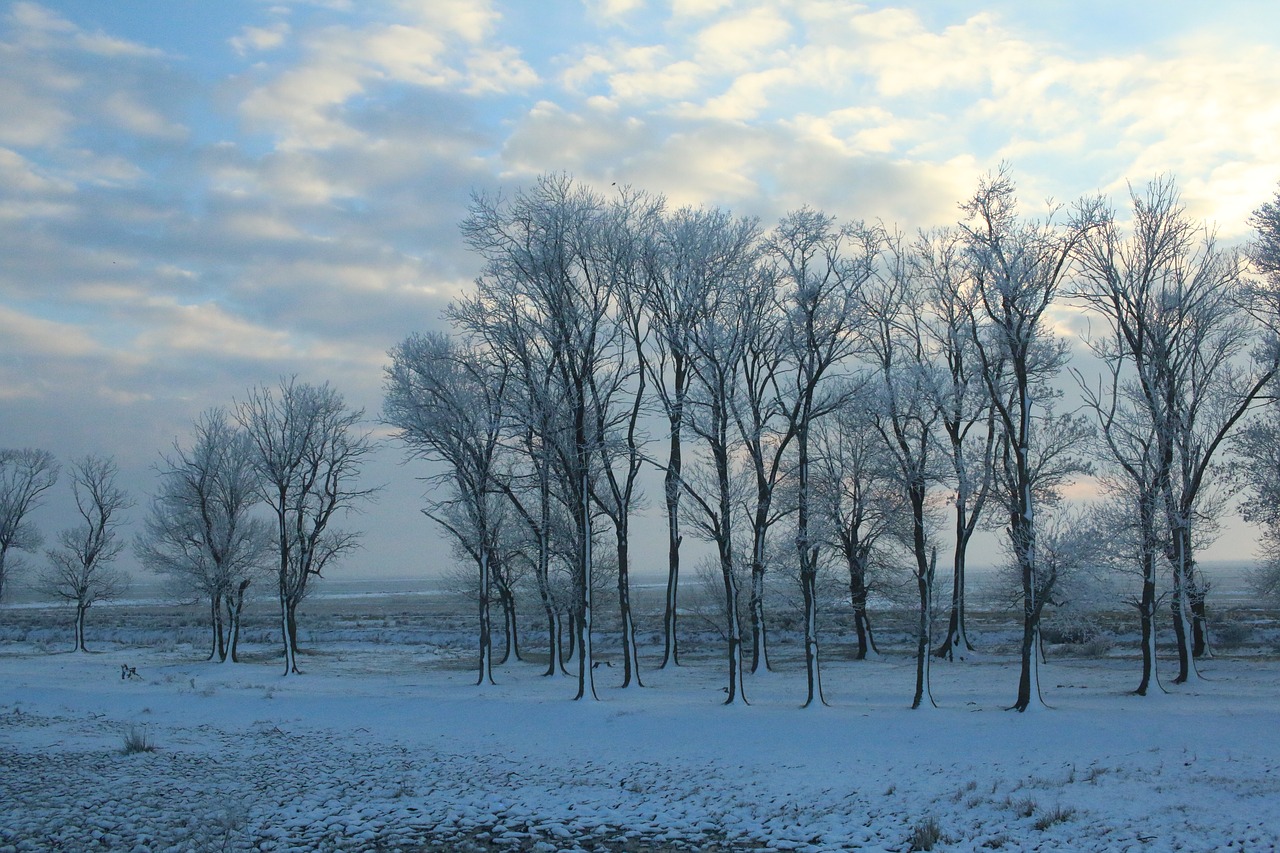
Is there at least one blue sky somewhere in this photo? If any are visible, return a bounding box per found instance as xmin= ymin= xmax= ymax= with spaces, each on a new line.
xmin=3 ymin=0 xmax=1278 ymax=581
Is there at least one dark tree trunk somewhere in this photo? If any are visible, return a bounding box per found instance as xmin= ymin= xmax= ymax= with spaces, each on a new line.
xmin=207 ymin=595 xmax=220 ymax=661
xmin=1134 ymin=571 xmax=1158 ymax=696
xmin=847 ymin=555 xmax=876 ymax=660
xmin=748 ymin=533 xmax=771 ymax=674
xmin=617 ymin=536 xmax=642 ymax=688
xmin=227 ymin=580 xmax=250 ymax=663
xmin=1190 ymin=575 xmax=1210 ymax=659
xmin=74 ymin=603 xmax=88 ymax=652
xmin=661 ymin=411 xmax=683 ymax=669
xmin=562 ymin=610 xmax=576 ymax=672
xmin=477 ymin=551 xmax=494 ymax=685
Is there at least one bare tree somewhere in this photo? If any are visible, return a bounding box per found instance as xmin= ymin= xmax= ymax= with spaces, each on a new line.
xmin=767 ymin=208 xmax=877 ymax=708
xmin=682 ymin=266 xmax=753 ymax=705
xmin=813 ymin=390 xmax=904 ymax=660
xmin=238 ymin=378 xmax=375 ymax=676
xmin=731 ymin=258 xmax=795 ymax=675
xmin=459 ymin=173 xmax=629 ymax=701
xmin=385 ymin=332 xmax=509 ymax=685
xmin=644 ymin=205 xmax=760 ymax=669
xmin=39 ymin=456 xmax=130 ymax=651
xmin=962 ymin=166 xmax=1101 ymax=711
xmin=0 ymin=448 xmax=59 ymax=602
xmin=914 ymin=229 xmax=999 ymax=661
xmin=861 ymin=232 xmax=946 ymax=709
xmin=1076 ymin=177 xmax=1276 ymax=683
xmin=587 ymin=187 xmax=665 ymax=689
xmin=136 ymin=408 xmax=272 ymax=662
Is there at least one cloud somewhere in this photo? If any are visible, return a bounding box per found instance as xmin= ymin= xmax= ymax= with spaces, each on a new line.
xmin=230 ymin=22 xmax=290 ymax=55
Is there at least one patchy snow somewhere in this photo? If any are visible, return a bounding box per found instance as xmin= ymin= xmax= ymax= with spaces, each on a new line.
xmin=2 ymin=623 xmax=1279 ymax=851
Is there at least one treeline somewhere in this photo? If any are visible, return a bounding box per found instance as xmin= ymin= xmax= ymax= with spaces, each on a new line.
xmin=0 ymin=381 xmax=374 ymax=672
xmin=383 ymin=168 xmax=1280 ymax=710
xmin=5 ymin=167 xmax=1280 ymax=710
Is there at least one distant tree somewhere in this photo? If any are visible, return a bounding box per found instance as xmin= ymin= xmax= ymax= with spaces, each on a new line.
xmin=1232 ymin=404 xmax=1280 ymax=603
xmin=385 ymin=332 xmax=509 ymax=685
xmin=0 ymin=448 xmax=59 ymax=602
xmin=38 ymin=456 xmax=130 ymax=651
xmin=136 ymin=408 xmax=272 ymax=663
xmin=813 ymin=390 xmax=904 ymax=660
xmin=239 ymin=378 xmax=375 ymax=676
xmin=962 ymin=166 xmax=1101 ymax=711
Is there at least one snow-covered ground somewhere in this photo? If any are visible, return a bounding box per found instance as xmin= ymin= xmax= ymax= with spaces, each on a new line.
xmin=2 ymin=603 xmax=1280 ymax=852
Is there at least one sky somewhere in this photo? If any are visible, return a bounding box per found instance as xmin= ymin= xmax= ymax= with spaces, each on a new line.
xmin=3 ymin=0 xmax=1279 ymax=585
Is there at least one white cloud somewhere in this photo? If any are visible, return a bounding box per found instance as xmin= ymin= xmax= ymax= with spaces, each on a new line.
xmin=230 ymin=22 xmax=290 ymax=55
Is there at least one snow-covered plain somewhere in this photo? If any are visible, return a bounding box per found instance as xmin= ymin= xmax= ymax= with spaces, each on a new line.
xmin=2 ymin=595 xmax=1279 ymax=852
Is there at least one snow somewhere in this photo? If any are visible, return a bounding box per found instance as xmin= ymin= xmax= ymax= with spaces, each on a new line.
xmin=2 ymin=608 xmax=1280 ymax=851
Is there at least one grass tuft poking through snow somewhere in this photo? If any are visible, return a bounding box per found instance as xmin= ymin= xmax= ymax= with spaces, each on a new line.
xmin=1033 ymin=804 xmax=1077 ymax=831
xmin=120 ymin=724 xmax=156 ymax=754
xmin=909 ymin=816 xmax=943 ymax=851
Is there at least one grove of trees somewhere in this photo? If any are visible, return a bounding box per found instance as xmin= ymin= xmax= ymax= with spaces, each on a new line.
xmin=7 ymin=169 xmax=1280 ymax=714
xmin=383 ymin=169 xmax=1280 ymax=710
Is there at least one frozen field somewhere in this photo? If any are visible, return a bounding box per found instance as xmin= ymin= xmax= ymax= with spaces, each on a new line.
xmin=2 ymin=591 xmax=1280 ymax=852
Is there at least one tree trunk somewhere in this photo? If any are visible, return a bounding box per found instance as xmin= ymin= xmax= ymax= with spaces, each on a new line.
xmin=1168 ymin=526 xmax=1200 ymax=684
xmin=912 ymin=544 xmax=935 ymax=709
xmin=800 ymin=562 xmax=824 ymax=707
xmin=228 ymin=580 xmax=249 ymax=664
xmin=501 ymin=584 xmax=520 ymax=663
xmin=616 ymin=535 xmax=642 ymax=688
xmin=1190 ymin=574 xmax=1210 ymax=659
xmin=721 ymin=545 xmax=746 ymax=705
xmin=215 ymin=595 xmax=228 ymax=663
xmin=848 ymin=555 xmax=875 ymax=660
xmin=477 ymin=550 xmax=494 ymax=686
xmin=286 ymin=598 xmax=301 ymax=656
xmin=934 ymin=518 xmax=974 ymax=660
xmin=748 ymin=534 xmax=771 ymax=674
xmin=661 ymin=418 xmax=682 ymax=669
xmin=207 ymin=595 xmax=220 ymax=661
xmin=74 ymin=603 xmax=87 ymax=652
xmin=280 ymin=594 xmax=297 ymax=675
xmin=1134 ymin=568 xmax=1159 ymax=696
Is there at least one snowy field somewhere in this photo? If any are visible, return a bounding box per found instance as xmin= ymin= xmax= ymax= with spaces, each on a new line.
xmin=3 ymin=592 xmax=1280 ymax=852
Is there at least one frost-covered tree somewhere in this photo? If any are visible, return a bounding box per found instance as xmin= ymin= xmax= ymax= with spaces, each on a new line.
xmin=39 ymin=456 xmax=130 ymax=651
xmin=731 ymin=258 xmax=794 ymax=676
xmin=914 ymin=229 xmax=999 ymax=661
xmin=682 ymin=265 xmax=753 ymax=705
xmin=768 ymin=208 xmax=877 ymax=708
xmin=385 ymin=332 xmax=510 ymax=685
xmin=861 ymin=233 xmax=945 ymax=709
xmin=0 ymin=448 xmax=59 ymax=602
xmin=1076 ymin=177 xmax=1276 ymax=683
xmin=136 ymin=409 xmax=272 ymax=663
xmin=458 ymin=174 xmax=631 ymax=701
xmin=645 ymin=205 xmax=761 ymax=670
xmin=239 ymin=378 xmax=375 ymax=676
xmin=962 ymin=167 xmax=1101 ymax=711
xmin=813 ymin=390 xmax=904 ymax=660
